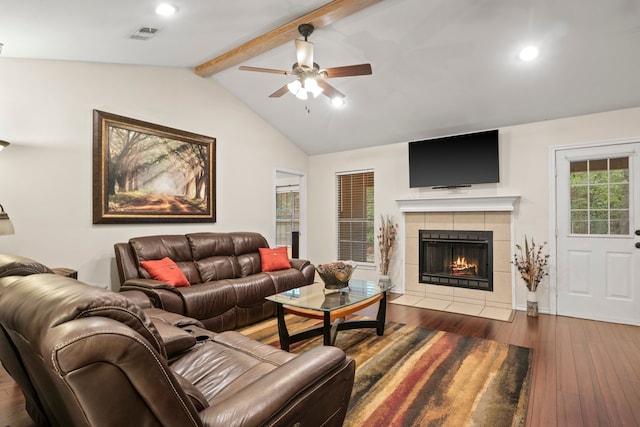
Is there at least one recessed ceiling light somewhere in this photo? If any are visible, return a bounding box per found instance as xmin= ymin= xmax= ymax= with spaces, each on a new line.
xmin=519 ymin=46 xmax=539 ymax=61
xmin=156 ymin=3 xmax=177 ymax=16
xmin=331 ymin=97 xmax=345 ymax=107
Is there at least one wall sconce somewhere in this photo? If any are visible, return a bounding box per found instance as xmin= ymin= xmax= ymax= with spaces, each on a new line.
xmin=0 ymin=204 xmax=14 ymax=235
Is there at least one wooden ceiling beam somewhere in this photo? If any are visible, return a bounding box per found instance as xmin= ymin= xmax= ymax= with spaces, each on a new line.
xmin=194 ymin=0 xmax=383 ymax=78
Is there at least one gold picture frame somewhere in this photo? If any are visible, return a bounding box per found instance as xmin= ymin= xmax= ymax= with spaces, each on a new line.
xmin=92 ymin=110 xmax=216 ymax=224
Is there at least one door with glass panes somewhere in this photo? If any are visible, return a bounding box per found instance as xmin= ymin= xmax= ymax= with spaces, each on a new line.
xmin=275 ymin=185 xmax=300 ymax=258
xmin=555 ymin=142 xmax=640 ymax=325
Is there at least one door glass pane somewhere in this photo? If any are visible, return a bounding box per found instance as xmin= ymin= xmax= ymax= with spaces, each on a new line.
xmin=610 ymin=210 xmax=630 ymax=235
xmin=570 ymin=161 xmax=588 ymax=184
xmin=588 ymin=159 xmax=608 ymax=184
xmin=570 ymin=186 xmax=588 ymax=209
xmin=571 ymin=210 xmax=588 ymax=234
xmin=588 ymin=185 xmax=608 ymax=209
xmin=569 ymin=157 xmax=630 ymax=235
xmin=609 ymin=157 xmax=629 ymax=182
xmin=609 ymin=183 xmax=629 ymax=209
xmin=590 ymin=210 xmax=608 ymax=235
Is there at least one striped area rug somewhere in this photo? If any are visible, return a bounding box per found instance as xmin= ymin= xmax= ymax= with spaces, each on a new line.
xmin=241 ymin=316 xmax=532 ymax=427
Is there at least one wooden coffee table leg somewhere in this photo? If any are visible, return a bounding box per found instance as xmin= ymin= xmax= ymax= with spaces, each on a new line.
xmin=276 ymin=303 xmax=291 ymax=351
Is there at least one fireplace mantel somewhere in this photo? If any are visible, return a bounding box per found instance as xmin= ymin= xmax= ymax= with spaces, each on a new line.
xmin=395 ymin=195 xmax=520 ymax=212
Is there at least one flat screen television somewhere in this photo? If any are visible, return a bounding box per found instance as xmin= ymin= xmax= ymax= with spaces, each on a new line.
xmin=408 ymin=129 xmax=499 ymax=188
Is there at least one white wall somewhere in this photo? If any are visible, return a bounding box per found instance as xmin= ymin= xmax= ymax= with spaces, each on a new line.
xmin=0 ymin=58 xmax=308 ymax=289
xmin=308 ymin=107 xmax=640 ymax=312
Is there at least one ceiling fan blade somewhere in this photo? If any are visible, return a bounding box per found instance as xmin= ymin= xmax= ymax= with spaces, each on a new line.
xmin=269 ymin=84 xmax=290 ymax=98
xmin=239 ymin=66 xmax=289 ymax=75
xmin=316 ymin=80 xmax=345 ymax=100
xmin=323 ymin=64 xmax=372 ymax=78
xmin=295 ymin=39 xmax=314 ymax=69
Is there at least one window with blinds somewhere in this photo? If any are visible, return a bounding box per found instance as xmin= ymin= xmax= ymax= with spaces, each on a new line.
xmin=337 ymin=171 xmax=374 ymax=263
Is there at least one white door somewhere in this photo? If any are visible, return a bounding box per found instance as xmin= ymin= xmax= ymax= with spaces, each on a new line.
xmin=556 ymin=141 xmax=640 ymax=325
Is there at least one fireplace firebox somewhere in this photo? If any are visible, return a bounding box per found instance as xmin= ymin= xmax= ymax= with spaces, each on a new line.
xmin=419 ymin=230 xmax=493 ymax=291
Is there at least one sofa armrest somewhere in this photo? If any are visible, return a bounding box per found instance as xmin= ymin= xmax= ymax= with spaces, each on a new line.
xmin=152 ymin=321 xmax=197 ymax=357
xmin=199 ymin=346 xmax=355 ymax=427
xmin=120 ymin=290 xmax=153 ymax=308
xmin=144 ymin=307 xmax=205 ymax=329
xmin=122 ymin=278 xmax=177 ymax=291
xmin=121 ymin=279 xmax=186 ymax=314
xmin=289 ymin=259 xmax=315 ymax=285
xmin=289 ymin=258 xmax=309 ymax=271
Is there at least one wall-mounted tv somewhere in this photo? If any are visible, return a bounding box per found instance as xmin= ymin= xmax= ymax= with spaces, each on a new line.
xmin=408 ymin=129 xmax=499 ymax=188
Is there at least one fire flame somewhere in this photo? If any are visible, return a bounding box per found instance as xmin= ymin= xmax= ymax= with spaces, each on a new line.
xmin=453 ymin=257 xmax=467 ymax=268
xmin=450 ymin=257 xmax=477 ymax=274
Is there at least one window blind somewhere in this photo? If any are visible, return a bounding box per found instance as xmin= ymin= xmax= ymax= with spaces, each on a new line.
xmin=337 ymin=171 xmax=374 ymax=262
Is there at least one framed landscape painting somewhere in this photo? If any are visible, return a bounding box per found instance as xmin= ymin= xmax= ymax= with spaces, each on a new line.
xmin=92 ymin=110 xmax=216 ymax=224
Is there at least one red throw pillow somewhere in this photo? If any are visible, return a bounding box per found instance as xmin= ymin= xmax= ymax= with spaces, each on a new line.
xmin=140 ymin=257 xmax=190 ymax=287
xmin=259 ymin=247 xmax=292 ymax=272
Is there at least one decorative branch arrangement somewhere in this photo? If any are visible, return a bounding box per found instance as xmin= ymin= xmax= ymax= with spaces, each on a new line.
xmin=513 ymin=235 xmax=549 ymax=292
xmin=377 ymin=214 xmax=398 ymax=276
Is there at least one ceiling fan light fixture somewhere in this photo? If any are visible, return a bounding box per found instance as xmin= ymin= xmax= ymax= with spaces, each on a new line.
xmin=304 ymin=78 xmax=323 ymax=98
xmin=310 ymin=86 xmax=323 ymax=98
xmin=295 ymin=88 xmax=308 ymax=100
xmin=303 ymin=77 xmax=317 ymax=90
xmin=287 ymin=79 xmax=302 ymax=95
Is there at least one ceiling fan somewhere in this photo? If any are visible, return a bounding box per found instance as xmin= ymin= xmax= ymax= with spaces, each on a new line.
xmin=239 ymin=23 xmax=372 ymax=106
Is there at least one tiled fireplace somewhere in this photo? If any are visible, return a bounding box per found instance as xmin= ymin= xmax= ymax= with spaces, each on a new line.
xmin=419 ymin=229 xmax=493 ymax=291
xmin=396 ymin=196 xmax=519 ymax=319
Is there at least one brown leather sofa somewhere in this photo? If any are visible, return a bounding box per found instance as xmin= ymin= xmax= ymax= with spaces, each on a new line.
xmin=0 ymin=271 xmax=355 ymax=427
xmin=115 ymin=232 xmax=315 ymax=331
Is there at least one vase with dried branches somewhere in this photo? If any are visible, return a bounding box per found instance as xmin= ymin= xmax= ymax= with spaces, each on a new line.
xmin=513 ymin=235 xmax=549 ymax=317
xmin=377 ymin=214 xmax=398 ymax=284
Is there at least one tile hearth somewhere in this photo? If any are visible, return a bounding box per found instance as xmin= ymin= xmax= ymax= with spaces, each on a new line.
xmin=390 ymin=294 xmax=514 ymax=322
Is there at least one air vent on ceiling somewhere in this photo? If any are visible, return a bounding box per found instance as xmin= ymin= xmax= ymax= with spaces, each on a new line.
xmin=130 ymin=27 xmax=159 ymax=41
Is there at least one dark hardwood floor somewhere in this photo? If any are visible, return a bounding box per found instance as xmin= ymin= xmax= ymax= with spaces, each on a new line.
xmin=2 ymin=300 xmax=639 ymax=426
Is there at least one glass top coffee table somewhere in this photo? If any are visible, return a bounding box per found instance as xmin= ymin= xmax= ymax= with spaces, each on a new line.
xmin=265 ymin=279 xmax=393 ymax=351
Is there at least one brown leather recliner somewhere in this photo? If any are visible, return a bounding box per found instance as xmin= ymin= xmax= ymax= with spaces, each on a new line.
xmin=0 ymin=254 xmax=58 ymax=426
xmin=0 ymin=273 xmax=355 ymax=427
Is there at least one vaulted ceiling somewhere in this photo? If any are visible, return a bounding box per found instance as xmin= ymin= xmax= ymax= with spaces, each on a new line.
xmin=2 ymin=0 xmax=639 ymax=154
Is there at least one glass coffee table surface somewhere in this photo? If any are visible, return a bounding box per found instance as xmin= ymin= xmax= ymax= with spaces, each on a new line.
xmin=265 ymin=279 xmax=394 ymax=351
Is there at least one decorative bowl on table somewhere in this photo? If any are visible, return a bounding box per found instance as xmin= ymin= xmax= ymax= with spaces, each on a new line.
xmin=316 ymin=261 xmax=357 ymax=289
